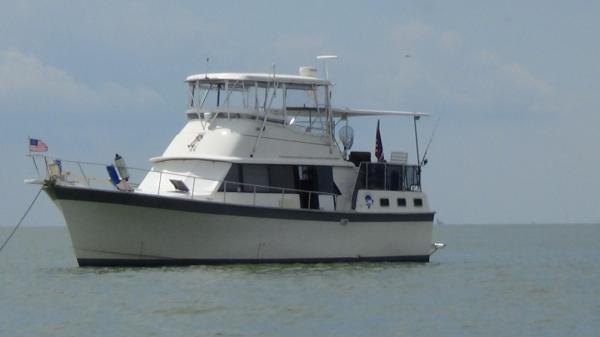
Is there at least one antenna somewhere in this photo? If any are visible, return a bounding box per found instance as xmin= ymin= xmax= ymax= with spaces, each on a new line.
xmin=420 ymin=115 xmax=441 ymax=166
xmin=316 ymin=55 xmax=338 ymax=80
xmin=204 ymin=57 xmax=210 ymax=78
xmin=413 ymin=116 xmax=421 ymax=165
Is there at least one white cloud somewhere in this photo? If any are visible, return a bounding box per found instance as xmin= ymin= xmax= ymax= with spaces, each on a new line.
xmin=388 ymin=21 xmax=434 ymax=49
xmin=0 ymin=48 xmax=87 ymax=103
xmin=272 ymin=34 xmax=327 ymax=53
xmin=383 ymin=22 xmax=561 ymax=117
xmin=438 ymin=31 xmax=463 ymax=50
xmin=477 ymin=50 xmax=500 ymax=64
xmin=0 ymin=48 xmax=162 ymax=109
xmin=501 ymin=62 xmax=552 ymax=95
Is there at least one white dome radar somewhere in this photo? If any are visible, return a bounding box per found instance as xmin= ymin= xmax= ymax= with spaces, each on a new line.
xmin=299 ymin=66 xmax=318 ymax=77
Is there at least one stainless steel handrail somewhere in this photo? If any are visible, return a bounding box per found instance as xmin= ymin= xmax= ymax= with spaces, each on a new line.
xmin=31 ymin=154 xmax=337 ymax=207
xmin=356 ymin=161 xmax=421 ymax=192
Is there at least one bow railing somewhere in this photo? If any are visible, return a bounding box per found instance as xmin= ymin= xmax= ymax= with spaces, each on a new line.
xmin=28 ymin=155 xmax=337 ymax=209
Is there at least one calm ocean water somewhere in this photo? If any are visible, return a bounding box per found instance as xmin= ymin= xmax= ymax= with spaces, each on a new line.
xmin=1 ymin=224 xmax=599 ymax=337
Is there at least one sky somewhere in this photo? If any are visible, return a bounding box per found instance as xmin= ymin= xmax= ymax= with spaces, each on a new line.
xmin=1 ymin=0 xmax=600 ymax=226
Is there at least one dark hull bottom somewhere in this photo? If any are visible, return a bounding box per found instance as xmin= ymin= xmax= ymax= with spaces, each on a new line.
xmin=78 ymin=255 xmax=430 ymax=267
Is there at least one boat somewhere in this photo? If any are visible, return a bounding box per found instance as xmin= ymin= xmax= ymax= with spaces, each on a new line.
xmin=28 ymin=60 xmax=443 ymax=266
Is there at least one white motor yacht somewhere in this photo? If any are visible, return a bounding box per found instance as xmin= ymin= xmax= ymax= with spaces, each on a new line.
xmin=30 ymin=63 xmax=442 ymax=266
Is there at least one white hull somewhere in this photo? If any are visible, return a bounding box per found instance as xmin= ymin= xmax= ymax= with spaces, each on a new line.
xmin=47 ymin=185 xmax=434 ymax=266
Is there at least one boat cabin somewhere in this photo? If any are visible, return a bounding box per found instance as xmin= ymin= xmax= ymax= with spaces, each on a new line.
xmin=132 ymin=71 xmax=431 ymax=214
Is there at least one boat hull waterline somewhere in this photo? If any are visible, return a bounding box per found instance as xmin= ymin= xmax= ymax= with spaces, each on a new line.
xmin=46 ymin=184 xmax=435 ymax=266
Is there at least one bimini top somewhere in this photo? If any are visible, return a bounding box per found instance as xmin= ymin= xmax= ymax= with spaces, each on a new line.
xmin=185 ymin=72 xmax=330 ymax=87
xmin=332 ymin=108 xmax=429 ymax=118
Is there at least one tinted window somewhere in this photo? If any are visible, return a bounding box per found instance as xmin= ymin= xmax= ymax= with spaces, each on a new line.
xmin=414 ymin=198 xmax=423 ymax=207
xmin=220 ymin=164 xmax=339 ymax=194
xmin=366 ymin=163 xmax=385 ymax=190
xmin=397 ymin=198 xmax=406 ymax=207
xmin=380 ymin=198 xmax=389 ymax=207
xmin=386 ymin=165 xmax=403 ymax=191
xmin=405 ymin=166 xmax=421 ymax=191
xmin=316 ymin=166 xmax=339 ymax=194
xmin=242 ymin=165 xmax=269 ymax=192
xmin=268 ymin=165 xmax=295 ymax=190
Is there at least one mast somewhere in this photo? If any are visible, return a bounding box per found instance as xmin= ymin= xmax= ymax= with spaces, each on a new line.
xmin=413 ymin=116 xmax=421 ymax=165
xmin=317 ymin=55 xmax=337 ymax=147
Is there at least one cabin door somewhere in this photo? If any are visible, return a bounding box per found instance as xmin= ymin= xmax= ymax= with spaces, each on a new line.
xmin=297 ymin=166 xmax=319 ymax=209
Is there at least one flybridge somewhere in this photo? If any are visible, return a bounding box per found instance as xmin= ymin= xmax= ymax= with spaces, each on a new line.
xmin=185 ymin=71 xmax=427 ymax=117
xmin=185 ymin=70 xmax=335 ymax=136
xmin=185 ymin=70 xmax=427 ymax=133
xmin=185 ymin=71 xmax=331 ymax=115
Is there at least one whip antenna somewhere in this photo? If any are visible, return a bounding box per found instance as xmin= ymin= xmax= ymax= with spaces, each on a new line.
xmin=421 ymin=115 xmax=441 ymax=166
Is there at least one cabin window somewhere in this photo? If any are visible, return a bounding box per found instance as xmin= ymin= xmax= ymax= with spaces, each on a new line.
xmin=285 ymin=87 xmax=324 ymax=110
xmin=366 ymin=163 xmax=386 ymax=190
xmin=380 ymin=198 xmax=389 ymax=207
xmin=298 ymin=166 xmax=309 ymax=181
xmin=317 ymin=166 xmax=338 ymax=194
xmin=386 ymin=166 xmax=403 ymax=191
xmin=355 ymin=163 xmax=421 ymax=192
xmin=268 ymin=165 xmax=295 ymax=190
xmin=405 ymin=166 xmax=421 ymax=191
xmin=219 ymin=163 xmax=340 ymax=195
xmin=285 ymin=87 xmax=328 ymax=131
xmin=221 ymin=163 xmax=242 ymax=192
xmin=413 ymin=198 xmax=423 ymax=207
xmin=397 ymin=198 xmax=406 ymax=207
xmin=242 ymin=165 xmax=269 ymax=192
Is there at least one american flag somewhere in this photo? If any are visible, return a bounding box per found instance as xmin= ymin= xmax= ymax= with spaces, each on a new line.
xmin=29 ymin=138 xmax=48 ymax=153
xmin=375 ymin=120 xmax=385 ymax=162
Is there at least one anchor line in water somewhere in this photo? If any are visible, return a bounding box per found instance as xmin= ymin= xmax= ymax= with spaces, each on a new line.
xmin=0 ymin=187 xmax=43 ymax=253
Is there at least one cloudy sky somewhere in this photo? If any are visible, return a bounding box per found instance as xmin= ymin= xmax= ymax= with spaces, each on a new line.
xmin=1 ymin=0 xmax=599 ymax=226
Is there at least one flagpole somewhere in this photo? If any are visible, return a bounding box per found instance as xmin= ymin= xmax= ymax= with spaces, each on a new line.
xmin=28 ymin=136 xmax=42 ymax=178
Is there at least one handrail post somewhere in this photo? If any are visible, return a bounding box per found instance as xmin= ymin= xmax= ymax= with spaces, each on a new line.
xmin=365 ymin=163 xmax=369 ymax=189
xmin=43 ymin=156 xmax=50 ymax=178
xmin=384 ymin=163 xmax=387 ymax=191
xmin=31 ymin=156 xmax=42 ymax=179
xmin=157 ymin=171 xmax=162 ymax=196
xmin=333 ymin=192 xmax=337 ymax=210
xmin=77 ymin=162 xmax=90 ymax=187
xmin=191 ymin=177 xmax=196 ymax=199
xmin=308 ymin=191 xmax=312 ymax=209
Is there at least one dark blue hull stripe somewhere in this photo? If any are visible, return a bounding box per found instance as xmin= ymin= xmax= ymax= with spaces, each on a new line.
xmin=45 ymin=184 xmax=435 ymax=223
xmin=77 ymin=255 xmax=430 ymax=267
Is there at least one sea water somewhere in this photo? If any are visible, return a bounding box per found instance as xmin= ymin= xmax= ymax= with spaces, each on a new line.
xmin=1 ymin=224 xmax=599 ymax=337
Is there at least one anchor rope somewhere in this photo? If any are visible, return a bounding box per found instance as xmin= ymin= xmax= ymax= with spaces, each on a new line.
xmin=0 ymin=187 xmax=43 ymax=253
